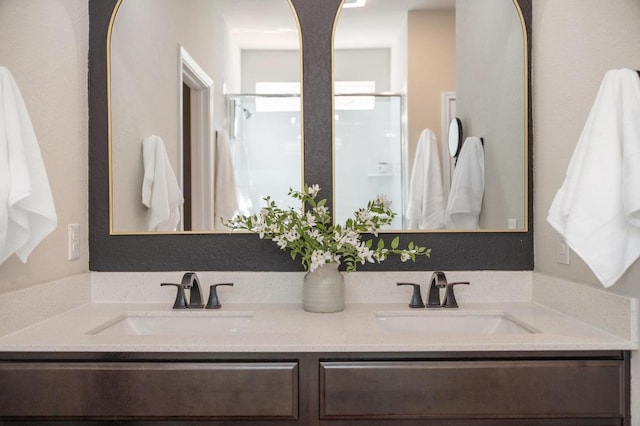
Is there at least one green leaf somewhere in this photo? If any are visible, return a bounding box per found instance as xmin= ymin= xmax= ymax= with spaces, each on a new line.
xmin=391 ymin=236 xmax=399 ymax=250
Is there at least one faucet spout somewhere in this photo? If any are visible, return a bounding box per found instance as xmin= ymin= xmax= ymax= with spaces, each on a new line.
xmin=181 ymin=272 xmax=204 ymax=309
xmin=426 ymin=271 xmax=448 ymax=308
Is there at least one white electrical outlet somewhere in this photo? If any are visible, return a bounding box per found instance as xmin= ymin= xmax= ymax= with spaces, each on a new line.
xmin=557 ymin=236 xmax=570 ymax=265
xmin=68 ymin=224 xmax=80 ymax=261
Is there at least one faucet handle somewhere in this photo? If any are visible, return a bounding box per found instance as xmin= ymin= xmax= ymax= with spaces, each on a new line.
xmin=160 ymin=282 xmax=189 ymax=309
xmin=182 ymin=272 xmax=204 ymax=309
xmin=206 ymin=283 xmax=234 ymax=309
xmin=442 ymin=281 xmax=470 ymax=309
xmin=396 ymin=283 xmax=425 ymax=308
xmin=426 ymin=271 xmax=448 ymax=308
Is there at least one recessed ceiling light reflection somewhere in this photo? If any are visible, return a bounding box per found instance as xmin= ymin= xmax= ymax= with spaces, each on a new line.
xmin=343 ymin=0 xmax=366 ymax=9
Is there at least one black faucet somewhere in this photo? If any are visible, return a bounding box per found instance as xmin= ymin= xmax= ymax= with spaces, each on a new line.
xmin=426 ymin=271 xmax=447 ymax=308
xmin=161 ymin=272 xmax=204 ymax=309
xmin=426 ymin=271 xmax=469 ymax=308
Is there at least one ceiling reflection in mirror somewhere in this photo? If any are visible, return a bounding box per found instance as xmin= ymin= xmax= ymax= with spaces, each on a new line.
xmin=110 ymin=0 xmax=302 ymax=234
xmin=333 ymin=0 xmax=527 ymax=231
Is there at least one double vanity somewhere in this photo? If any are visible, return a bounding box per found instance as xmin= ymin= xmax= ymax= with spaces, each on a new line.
xmin=0 ymin=272 xmax=635 ymax=425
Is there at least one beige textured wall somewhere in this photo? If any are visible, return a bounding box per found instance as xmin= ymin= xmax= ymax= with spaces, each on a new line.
xmin=533 ymin=0 xmax=640 ymax=298
xmin=2 ymin=0 xmax=640 ymax=299
xmin=406 ymin=10 xmax=456 ymax=174
xmin=0 ymin=0 xmax=89 ymax=293
xmin=533 ymin=4 xmax=640 ymax=416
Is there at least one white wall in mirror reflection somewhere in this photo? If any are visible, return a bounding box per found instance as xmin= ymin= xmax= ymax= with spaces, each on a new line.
xmin=456 ymin=0 xmax=526 ymax=230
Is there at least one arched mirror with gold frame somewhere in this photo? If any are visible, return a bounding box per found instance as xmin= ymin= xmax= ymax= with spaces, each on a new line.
xmin=88 ymin=0 xmax=532 ymax=271
xmin=333 ymin=0 xmax=528 ymax=232
xmin=109 ymin=0 xmax=303 ymax=234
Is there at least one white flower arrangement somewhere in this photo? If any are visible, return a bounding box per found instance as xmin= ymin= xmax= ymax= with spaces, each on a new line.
xmin=224 ymin=184 xmax=430 ymax=272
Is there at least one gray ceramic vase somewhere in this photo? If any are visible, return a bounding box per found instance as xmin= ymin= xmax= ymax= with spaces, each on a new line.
xmin=302 ymin=262 xmax=345 ymax=313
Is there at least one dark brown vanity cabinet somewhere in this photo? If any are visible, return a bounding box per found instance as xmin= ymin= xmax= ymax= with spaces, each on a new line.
xmin=0 ymin=360 xmax=299 ymax=421
xmin=0 ymin=351 xmax=630 ymax=425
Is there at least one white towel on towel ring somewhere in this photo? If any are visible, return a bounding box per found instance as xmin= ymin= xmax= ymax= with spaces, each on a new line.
xmin=547 ymin=68 xmax=640 ymax=287
xmin=141 ymin=135 xmax=184 ymax=231
xmin=0 ymin=67 xmax=57 ymax=264
xmin=406 ymin=128 xmax=445 ymax=229
xmin=214 ymin=129 xmax=239 ymax=229
xmin=444 ymin=136 xmax=485 ymax=229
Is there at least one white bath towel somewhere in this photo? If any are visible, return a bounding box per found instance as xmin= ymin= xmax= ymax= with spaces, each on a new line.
xmin=406 ymin=129 xmax=445 ymax=229
xmin=214 ymin=130 xmax=238 ymax=229
xmin=444 ymin=136 xmax=485 ymax=229
xmin=141 ymin=135 xmax=183 ymax=231
xmin=548 ymin=68 xmax=640 ymax=287
xmin=0 ymin=67 xmax=57 ymax=264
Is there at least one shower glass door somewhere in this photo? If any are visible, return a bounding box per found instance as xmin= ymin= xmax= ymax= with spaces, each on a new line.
xmin=227 ymin=94 xmax=302 ymax=217
xmin=334 ymin=94 xmax=405 ymax=229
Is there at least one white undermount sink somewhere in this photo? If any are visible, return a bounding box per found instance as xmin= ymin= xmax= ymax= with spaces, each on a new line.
xmin=375 ymin=311 xmax=538 ymax=335
xmin=86 ymin=311 xmax=255 ymax=336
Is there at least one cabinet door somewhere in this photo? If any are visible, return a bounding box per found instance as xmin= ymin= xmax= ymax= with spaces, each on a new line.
xmin=320 ymin=360 xmax=624 ymax=420
xmin=0 ymin=362 xmax=298 ymax=420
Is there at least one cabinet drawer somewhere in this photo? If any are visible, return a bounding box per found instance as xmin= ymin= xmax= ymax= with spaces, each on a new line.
xmin=320 ymin=360 xmax=624 ymax=420
xmin=0 ymin=362 xmax=298 ymax=420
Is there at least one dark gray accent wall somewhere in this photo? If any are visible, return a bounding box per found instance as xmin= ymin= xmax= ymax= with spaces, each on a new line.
xmin=88 ymin=0 xmax=533 ymax=271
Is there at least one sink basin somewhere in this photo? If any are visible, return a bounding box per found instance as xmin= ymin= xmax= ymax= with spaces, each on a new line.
xmin=375 ymin=311 xmax=538 ymax=335
xmin=86 ymin=311 xmax=254 ymax=336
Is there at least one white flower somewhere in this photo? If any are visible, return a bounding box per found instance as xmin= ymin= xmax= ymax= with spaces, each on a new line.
xmin=314 ymin=205 xmax=329 ymax=216
xmin=307 ymin=184 xmax=320 ymax=197
xmin=400 ymin=251 xmax=411 ymax=262
xmin=357 ymin=244 xmax=375 ymax=264
xmin=305 ymin=211 xmax=317 ymax=227
xmin=357 ymin=209 xmax=373 ymax=222
xmin=274 ymin=235 xmax=288 ymax=250
xmin=308 ymin=229 xmax=324 ymax=244
xmin=376 ymin=195 xmax=391 ymax=210
xmin=374 ymin=250 xmax=388 ymax=262
xmin=284 ymin=229 xmax=300 ymax=242
xmin=268 ymin=223 xmax=279 ymax=233
xmin=255 ymin=222 xmax=267 ymax=239
xmin=309 ymin=250 xmax=333 ymax=272
xmin=334 ymin=229 xmax=359 ymax=249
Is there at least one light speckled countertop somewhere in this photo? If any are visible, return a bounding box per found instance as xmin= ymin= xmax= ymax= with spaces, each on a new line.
xmin=0 ymin=301 xmax=633 ymax=352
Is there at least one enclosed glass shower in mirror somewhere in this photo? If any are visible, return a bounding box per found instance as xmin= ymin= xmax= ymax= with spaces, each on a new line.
xmin=227 ymin=94 xmax=302 ymax=218
xmin=334 ymin=94 xmax=405 ymax=229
